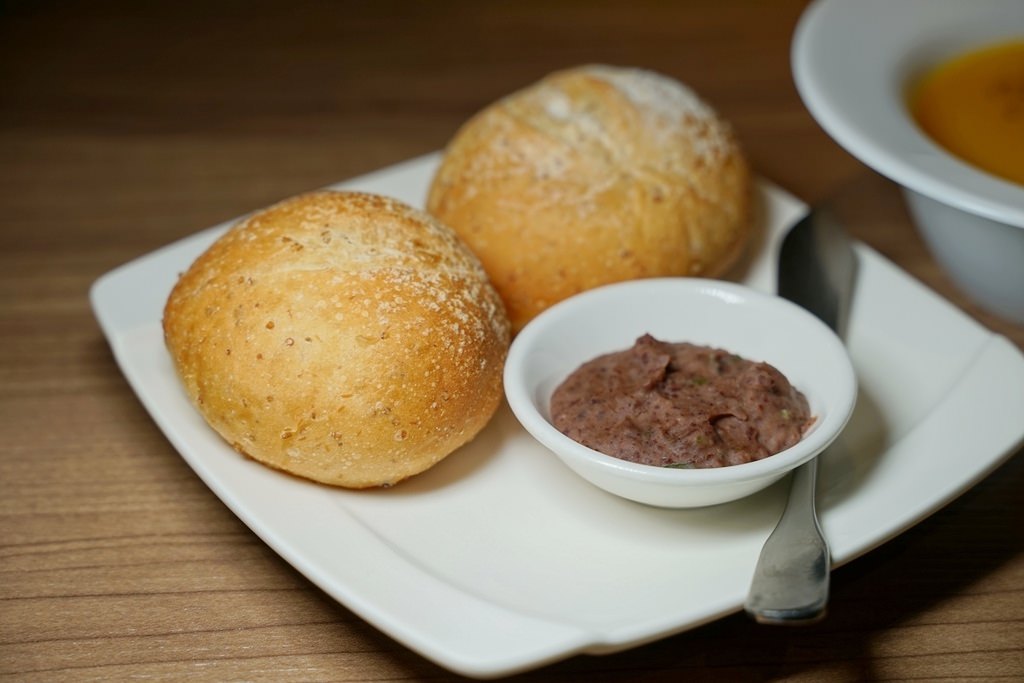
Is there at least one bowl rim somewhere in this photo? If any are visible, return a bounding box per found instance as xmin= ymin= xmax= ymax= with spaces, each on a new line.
xmin=503 ymin=278 xmax=858 ymax=489
xmin=791 ymin=0 xmax=1024 ymax=229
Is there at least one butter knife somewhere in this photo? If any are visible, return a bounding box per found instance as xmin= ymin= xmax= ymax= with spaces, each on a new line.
xmin=743 ymin=208 xmax=858 ymax=624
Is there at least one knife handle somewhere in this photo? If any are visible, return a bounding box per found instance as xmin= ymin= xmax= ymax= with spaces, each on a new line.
xmin=743 ymin=457 xmax=830 ymax=624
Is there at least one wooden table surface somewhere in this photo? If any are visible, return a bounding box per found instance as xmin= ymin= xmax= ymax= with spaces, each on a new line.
xmin=2 ymin=1 xmax=1022 ymax=680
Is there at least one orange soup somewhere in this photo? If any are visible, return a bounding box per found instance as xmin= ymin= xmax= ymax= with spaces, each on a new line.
xmin=909 ymin=39 xmax=1024 ymax=186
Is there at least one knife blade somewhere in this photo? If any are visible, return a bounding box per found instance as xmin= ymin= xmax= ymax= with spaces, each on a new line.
xmin=777 ymin=208 xmax=858 ymax=337
xmin=743 ymin=208 xmax=858 ymax=624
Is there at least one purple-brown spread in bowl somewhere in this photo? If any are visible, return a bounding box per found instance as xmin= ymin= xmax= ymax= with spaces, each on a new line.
xmin=504 ymin=278 xmax=857 ymax=507
xmin=550 ymin=334 xmax=813 ymax=468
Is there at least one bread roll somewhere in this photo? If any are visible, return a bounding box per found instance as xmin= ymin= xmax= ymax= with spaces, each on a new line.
xmin=427 ymin=64 xmax=753 ymax=333
xmin=163 ymin=191 xmax=510 ymax=488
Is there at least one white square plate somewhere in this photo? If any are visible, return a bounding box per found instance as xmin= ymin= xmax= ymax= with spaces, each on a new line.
xmin=91 ymin=154 xmax=1024 ymax=678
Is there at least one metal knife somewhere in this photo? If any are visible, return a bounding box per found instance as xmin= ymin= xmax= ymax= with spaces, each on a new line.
xmin=743 ymin=208 xmax=858 ymax=624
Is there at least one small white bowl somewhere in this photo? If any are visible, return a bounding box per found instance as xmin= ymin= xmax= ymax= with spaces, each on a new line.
xmin=503 ymin=279 xmax=858 ymax=508
xmin=792 ymin=0 xmax=1024 ymax=324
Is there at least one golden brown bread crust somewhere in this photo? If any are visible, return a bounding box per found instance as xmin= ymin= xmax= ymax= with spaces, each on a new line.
xmin=426 ymin=64 xmax=753 ymax=333
xmin=162 ymin=191 xmax=510 ymax=488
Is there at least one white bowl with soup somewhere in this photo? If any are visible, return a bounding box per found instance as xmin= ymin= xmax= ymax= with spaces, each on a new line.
xmin=503 ymin=279 xmax=858 ymax=508
xmin=793 ymin=0 xmax=1024 ymax=324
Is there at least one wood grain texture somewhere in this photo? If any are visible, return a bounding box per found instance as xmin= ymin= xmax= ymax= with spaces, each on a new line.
xmin=1 ymin=1 xmax=1021 ymax=680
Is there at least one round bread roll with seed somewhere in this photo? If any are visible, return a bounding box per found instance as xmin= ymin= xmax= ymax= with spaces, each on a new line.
xmin=427 ymin=64 xmax=753 ymax=333
xmin=163 ymin=191 xmax=510 ymax=488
